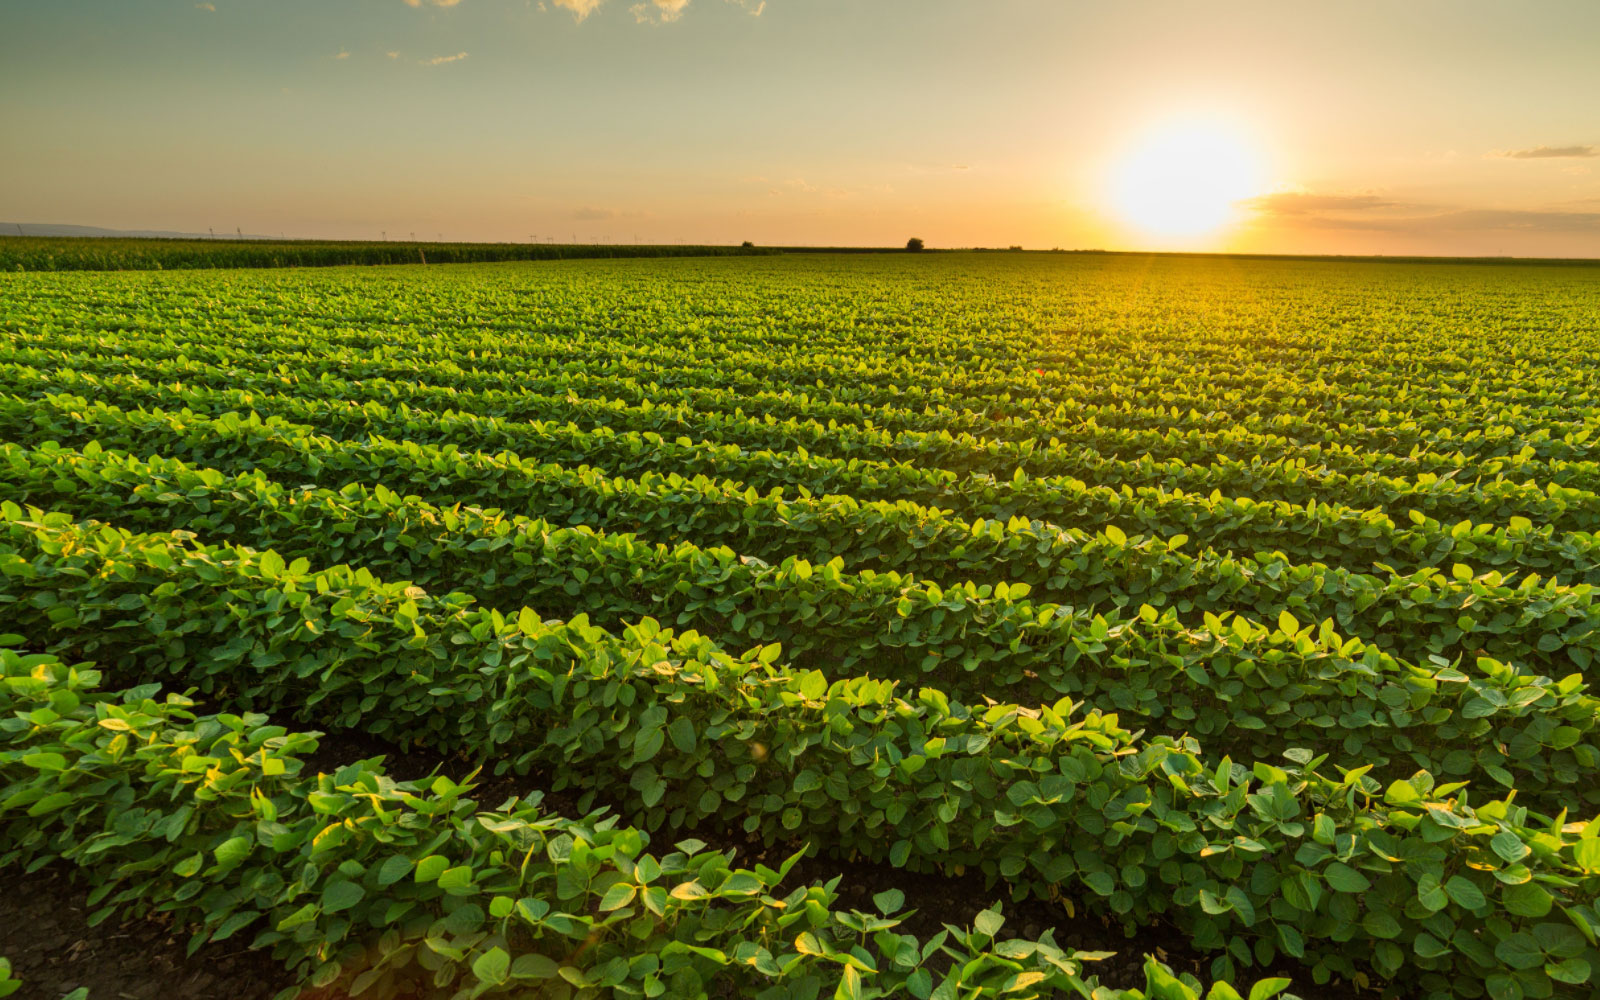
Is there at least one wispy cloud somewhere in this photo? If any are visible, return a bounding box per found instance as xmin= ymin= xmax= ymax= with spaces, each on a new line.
xmin=1246 ymin=192 xmax=1399 ymax=216
xmin=553 ymin=0 xmax=604 ymax=20
xmin=420 ymin=51 xmax=468 ymax=65
xmin=335 ymin=49 xmax=350 ymax=60
xmin=553 ymin=0 xmax=764 ymax=23
xmin=1393 ymin=209 xmax=1600 ymax=233
xmin=1496 ymin=145 xmax=1596 ymax=159
xmin=404 ymin=0 xmax=465 ymax=7
xmin=195 ymin=2 xmax=215 ymax=11
xmin=632 ymin=0 xmax=689 ymax=23
xmin=386 ymin=51 xmax=400 ymax=59
xmin=1246 ymin=186 xmax=1600 ymax=235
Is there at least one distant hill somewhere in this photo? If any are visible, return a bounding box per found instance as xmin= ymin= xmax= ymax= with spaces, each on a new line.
xmin=1 ymin=223 xmax=285 ymax=240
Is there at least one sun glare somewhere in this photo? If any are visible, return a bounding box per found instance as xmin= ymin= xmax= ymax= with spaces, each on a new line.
xmin=1110 ymin=121 xmax=1264 ymax=241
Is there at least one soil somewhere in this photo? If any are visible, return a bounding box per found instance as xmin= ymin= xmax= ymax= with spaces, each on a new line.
xmin=0 ymin=862 xmax=292 ymax=1000
xmin=0 ymin=729 xmax=1361 ymax=1000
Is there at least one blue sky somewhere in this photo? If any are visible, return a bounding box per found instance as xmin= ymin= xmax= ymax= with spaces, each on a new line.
xmin=2 ymin=0 xmax=1598 ymax=254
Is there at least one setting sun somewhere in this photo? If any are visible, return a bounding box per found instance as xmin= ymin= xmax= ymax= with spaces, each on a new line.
xmin=1110 ymin=121 xmax=1265 ymax=240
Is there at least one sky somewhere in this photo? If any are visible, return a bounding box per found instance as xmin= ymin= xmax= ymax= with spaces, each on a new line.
xmin=2 ymin=0 xmax=1598 ymax=257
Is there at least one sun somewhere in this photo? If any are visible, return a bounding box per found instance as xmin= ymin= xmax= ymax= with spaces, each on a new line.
xmin=1110 ymin=120 xmax=1264 ymax=240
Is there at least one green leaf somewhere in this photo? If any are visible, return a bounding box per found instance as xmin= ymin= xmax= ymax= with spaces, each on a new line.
xmin=835 ymin=965 xmax=863 ymax=1000
xmin=872 ymin=889 xmax=905 ymax=915
xmin=213 ymin=836 xmax=252 ymax=867
xmin=1362 ymin=911 xmax=1402 ymax=939
xmin=1494 ymin=933 xmax=1544 ymax=971
xmin=1503 ymin=883 xmax=1553 ymax=918
xmin=438 ymin=865 xmax=475 ymax=892
xmin=667 ymin=717 xmax=697 ymax=753
xmin=376 ymin=854 xmax=413 ymax=887
xmin=276 ymin=903 xmax=319 ymax=931
xmin=415 ymin=855 xmax=449 ymax=883
xmin=1546 ymin=957 xmax=1591 ymax=984
xmin=1575 ymin=839 xmax=1600 ymax=872
xmin=1384 ymin=780 xmax=1420 ymax=806
xmin=1083 ymin=871 xmax=1115 ymax=896
xmin=1248 ymin=979 xmax=1292 ymax=1000
xmin=1416 ymin=873 xmax=1448 ymax=912
xmin=600 ymin=883 xmax=638 ymax=911
xmin=511 ymin=954 xmax=559 ymax=980
xmin=972 ymin=908 xmax=1003 ymax=938
xmin=1484 ymin=975 xmax=1522 ymax=1000
xmin=1322 ymin=862 xmax=1371 ymax=893
xmin=1491 ymin=831 xmax=1530 ymax=864
xmin=1444 ymin=875 xmax=1486 ymax=910
xmin=632 ymin=727 xmax=664 ymax=763
xmin=473 ymin=946 xmax=511 ymax=986
xmin=322 ymin=880 xmax=365 ymax=913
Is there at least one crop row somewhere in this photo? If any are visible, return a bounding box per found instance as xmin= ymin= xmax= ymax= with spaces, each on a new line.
xmin=7 ymin=335 xmax=1594 ymax=462
xmin=9 ymin=386 xmax=1600 ymax=592
xmin=8 ymin=365 xmax=1600 ymax=542
xmin=7 ymin=440 xmax=1600 ymax=819
xmin=0 ymin=235 xmax=776 ymax=270
xmin=3 ymin=510 xmax=1599 ymax=997
xmin=8 ymin=433 xmax=1600 ymax=681
xmin=1 ymin=643 xmax=1214 ymax=1000
xmin=9 ymin=376 xmax=1600 ymax=589
xmin=7 ymin=259 xmax=1596 ymax=425
xmin=7 ymin=356 xmax=1599 ymax=495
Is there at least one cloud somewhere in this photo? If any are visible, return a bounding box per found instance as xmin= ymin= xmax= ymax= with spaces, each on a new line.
xmin=553 ymin=0 xmax=604 ymax=19
xmin=1413 ymin=209 xmax=1600 ymax=233
xmin=404 ymin=0 xmax=465 ymax=7
xmin=1497 ymin=145 xmax=1596 ymax=159
xmin=1246 ymin=187 xmax=1600 ymax=235
xmin=1263 ymin=205 xmax=1600 ymax=234
xmin=195 ymin=2 xmax=215 ymax=11
xmin=335 ymin=49 xmax=350 ymax=60
xmin=420 ymin=51 xmax=468 ymax=65
xmin=632 ymin=0 xmax=689 ymax=22
xmin=1246 ymin=192 xmax=1398 ymax=216
xmin=569 ymin=206 xmax=653 ymax=222
xmin=554 ymin=0 xmax=764 ymax=23
xmin=386 ymin=51 xmax=400 ymax=59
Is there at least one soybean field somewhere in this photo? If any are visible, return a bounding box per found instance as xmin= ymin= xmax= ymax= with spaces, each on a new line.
xmin=3 ymin=251 xmax=1600 ymax=1000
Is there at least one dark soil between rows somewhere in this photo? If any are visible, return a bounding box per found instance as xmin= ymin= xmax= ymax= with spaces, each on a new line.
xmin=0 ymin=862 xmax=292 ymax=1000
xmin=0 ymin=729 xmax=1362 ymax=999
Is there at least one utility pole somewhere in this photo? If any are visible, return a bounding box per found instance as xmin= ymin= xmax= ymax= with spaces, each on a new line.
xmin=209 ymin=227 xmax=216 ymax=239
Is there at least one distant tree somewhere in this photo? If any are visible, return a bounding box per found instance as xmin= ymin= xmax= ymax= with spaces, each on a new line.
xmin=905 ymin=237 xmax=925 ymax=252
xmin=741 ymin=240 xmax=755 ymax=248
